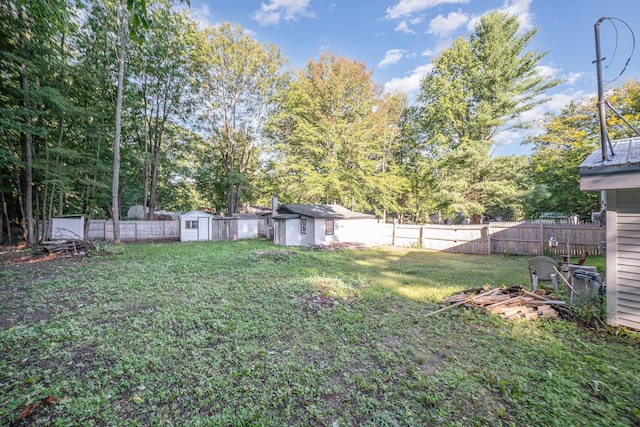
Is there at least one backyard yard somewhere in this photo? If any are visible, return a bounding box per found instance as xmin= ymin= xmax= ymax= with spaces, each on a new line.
xmin=0 ymin=240 xmax=638 ymax=426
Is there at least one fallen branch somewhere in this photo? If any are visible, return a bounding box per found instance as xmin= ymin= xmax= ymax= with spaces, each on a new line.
xmin=425 ymin=288 xmax=497 ymax=317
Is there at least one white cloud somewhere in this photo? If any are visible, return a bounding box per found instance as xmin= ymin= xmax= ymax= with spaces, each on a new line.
xmin=379 ymin=49 xmax=406 ymax=68
xmin=536 ymin=65 xmax=560 ymax=79
xmin=252 ymin=0 xmax=314 ymax=26
xmin=494 ymin=90 xmax=585 ymax=153
xmin=467 ymin=0 xmax=533 ymax=32
xmin=395 ymin=21 xmax=416 ymax=34
xmin=421 ymin=48 xmax=434 ymax=56
xmin=428 ymin=11 xmax=468 ymax=38
xmin=186 ymin=4 xmax=215 ymax=29
xmin=386 ymin=0 xmax=469 ymax=20
xmin=493 ymin=129 xmax=522 ymax=147
xmin=502 ymin=0 xmax=533 ymax=30
xmin=384 ymin=64 xmax=433 ymax=94
xmin=517 ymin=91 xmax=585 ymax=130
xmin=565 ymin=72 xmax=583 ymax=85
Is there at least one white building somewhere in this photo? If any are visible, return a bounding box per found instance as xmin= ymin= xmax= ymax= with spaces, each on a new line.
xmin=273 ymin=204 xmax=379 ymax=247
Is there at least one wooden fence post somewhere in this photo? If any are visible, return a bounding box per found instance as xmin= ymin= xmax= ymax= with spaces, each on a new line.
xmin=486 ymin=224 xmax=491 ymax=255
xmin=392 ymin=221 xmax=396 ymax=247
xmin=539 ymin=222 xmax=544 ymax=255
xmin=419 ymin=226 xmax=424 ymax=249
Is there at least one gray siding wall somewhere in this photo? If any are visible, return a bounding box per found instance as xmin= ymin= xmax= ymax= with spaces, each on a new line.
xmin=611 ymin=189 xmax=640 ymax=329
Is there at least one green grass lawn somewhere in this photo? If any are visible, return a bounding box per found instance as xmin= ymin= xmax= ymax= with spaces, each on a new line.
xmin=1 ymin=240 xmax=638 ymax=426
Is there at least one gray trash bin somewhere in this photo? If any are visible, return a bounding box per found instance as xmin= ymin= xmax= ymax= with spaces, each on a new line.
xmin=569 ymin=266 xmax=601 ymax=304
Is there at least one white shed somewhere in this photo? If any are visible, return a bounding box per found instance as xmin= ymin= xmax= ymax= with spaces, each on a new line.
xmin=273 ymin=204 xmax=379 ymax=247
xmin=580 ymin=137 xmax=640 ymax=330
xmin=179 ymin=211 xmax=216 ymax=242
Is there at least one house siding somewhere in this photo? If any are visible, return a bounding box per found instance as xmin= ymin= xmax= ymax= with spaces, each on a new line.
xmin=607 ymin=189 xmax=640 ymax=329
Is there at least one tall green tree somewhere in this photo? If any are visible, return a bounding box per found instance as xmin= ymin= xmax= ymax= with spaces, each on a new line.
xmin=195 ymin=22 xmax=286 ymax=215
xmin=268 ymin=52 xmax=407 ymax=214
xmin=415 ymin=11 xmax=561 ymax=222
xmin=129 ymin=3 xmax=198 ymax=220
xmin=0 ymin=0 xmax=75 ymax=244
xmin=529 ymin=80 xmax=640 ymax=217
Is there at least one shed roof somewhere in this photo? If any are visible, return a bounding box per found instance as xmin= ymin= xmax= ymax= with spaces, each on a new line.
xmin=278 ymin=204 xmax=375 ymax=219
xmin=579 ymin=137 xmax=640 ymax=190
xmin=538 ymin=212 xmax=569 ymax=219
xmin=180 ymin=210 xmax=215 ymax=218
xmin=579 ymin=137 xmax=640 ymax=177
xmin=273 ymin=214 xmax=300 ymax=220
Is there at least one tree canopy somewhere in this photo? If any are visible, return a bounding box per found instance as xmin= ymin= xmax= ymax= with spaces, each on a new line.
xmin=413 ymin=11 xmax=561 ymax=221
xmin=2 ymin=2 xmax=638 ymax=245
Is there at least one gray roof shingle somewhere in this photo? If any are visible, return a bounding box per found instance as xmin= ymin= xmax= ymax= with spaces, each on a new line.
xmin=277 ymin=204 xmax=375 ymax=219
xmin=579 ymin=137 xmax=640 ymax=177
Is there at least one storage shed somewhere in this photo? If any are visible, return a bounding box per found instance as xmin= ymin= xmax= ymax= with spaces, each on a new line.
xmin=579 ymin=137 xmax=640 ymax=330
xmin=273 ymin=204 xmax=378 ymax=247
xmin=180 ymin=211 xmax=215 ymax=242
xmin=180 ymin=211 xmax=238 ymax=242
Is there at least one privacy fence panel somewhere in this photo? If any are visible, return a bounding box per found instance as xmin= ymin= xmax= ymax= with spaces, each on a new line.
xmin=386 ymin=222 xmax=605 ymax=256
xmin=88 ymin=220 xmax=180 ymax=241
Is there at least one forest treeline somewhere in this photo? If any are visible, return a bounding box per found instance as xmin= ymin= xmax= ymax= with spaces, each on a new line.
xmin=2 ymin=0 xmax=639 ymax=244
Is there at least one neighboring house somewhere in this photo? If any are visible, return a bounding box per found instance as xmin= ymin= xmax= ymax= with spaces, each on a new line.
xmin=579 ymin=137 xmax=640 ymax=330
xmin=273 ymin=204 xmax=378 ymax=247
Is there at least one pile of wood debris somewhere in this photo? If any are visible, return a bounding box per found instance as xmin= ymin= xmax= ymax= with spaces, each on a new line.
xmin=428 ymin=285 xmax=570 ymax=321
xmin=43 ymin=239 xmax=93 ymax=257
xmin=310 ymin=242 xmax=365 ymax=251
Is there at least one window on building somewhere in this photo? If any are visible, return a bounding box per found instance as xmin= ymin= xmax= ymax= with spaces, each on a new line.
xmin=186 ymin=220 xmax=198 ymax=229
xmin=301 ymin=218 xmax=307 ymax=234
xmin=325 ymin=219 xmax=334 ymax=235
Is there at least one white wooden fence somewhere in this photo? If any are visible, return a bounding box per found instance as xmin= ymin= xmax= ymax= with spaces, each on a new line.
xmin=48 ymin=217 xmax=606 ymax=256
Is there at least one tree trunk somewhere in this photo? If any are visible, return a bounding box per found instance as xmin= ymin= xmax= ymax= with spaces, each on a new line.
xmin=147 ymin=145 xmax=160 ymax=220
xmin=0 ymin=175 xmax=7 ymax=245
xmin=20 ymin=71 xmax=35 ymax=246
xmin=226 ymin=182 xmax=235 ymax=216
xmin=112 ymin=1 xmax=128 ymax=244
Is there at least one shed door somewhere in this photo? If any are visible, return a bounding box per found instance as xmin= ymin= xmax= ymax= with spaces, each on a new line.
xmin=275 ymin=220 xmax=286 ymax=245
xmin=197 ymin=217 xmax=210 ymax=241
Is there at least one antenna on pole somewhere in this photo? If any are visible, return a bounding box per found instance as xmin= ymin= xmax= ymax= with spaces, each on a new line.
xmin=594 ymin=17 xmax=611 ymax=161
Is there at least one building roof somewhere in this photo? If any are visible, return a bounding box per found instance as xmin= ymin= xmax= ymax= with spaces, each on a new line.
xmin=180 ymin=210 xmax=215 ymax=218
xmin=277 ymin=204 xmax=375 ymax=219
xmin=233 ymin=213 xmax=260 ymax=219
xmin=538 ymin=212 xmax=569 ymax=219
xmin=579 ymin=137 xmax=640 ymax=190
xmin=580 ymin=137 xmax=640 ymax=176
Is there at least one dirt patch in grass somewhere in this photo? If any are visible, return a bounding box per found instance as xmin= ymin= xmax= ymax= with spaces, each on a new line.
xmin=0 ymin=252 xmax=93 ymax=329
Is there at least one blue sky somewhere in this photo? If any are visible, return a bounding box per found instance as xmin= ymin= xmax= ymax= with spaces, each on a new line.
xmin=186 ymin=0 xmax=640 ymax=156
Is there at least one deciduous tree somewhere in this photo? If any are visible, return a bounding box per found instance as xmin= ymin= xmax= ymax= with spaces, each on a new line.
xmin=195 ymin=22 xmax=286 ymax=215
xmin=268 ymin=52 xmax=407 ymax=215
